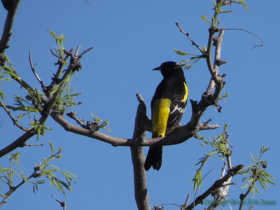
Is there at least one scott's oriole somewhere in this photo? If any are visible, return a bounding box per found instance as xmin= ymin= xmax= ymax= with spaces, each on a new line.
xmin=144 ymin=61 xmax=188 ymax=171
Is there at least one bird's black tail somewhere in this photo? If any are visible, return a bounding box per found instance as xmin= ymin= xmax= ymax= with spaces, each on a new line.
xmin=144 ymin=146 xmax=163 ymax=171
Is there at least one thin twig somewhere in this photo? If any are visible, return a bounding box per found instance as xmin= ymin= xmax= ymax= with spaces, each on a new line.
xmin=224 ymin=131 xmax=232 ymax=169
xmin=22 ymin=142 xmax=43 ymax=147
xmin=199 ymin=124 xmax=219 ymax=130
xmin=221 ymin=162 xmax=227 ymax=177
xmin=0 ymin=103 xmax=17 ymax=111
xmin=0 ymin=99 xmax=28 ymax=131
xmin=176 ymin=22 xmax=206 ymax=56
xmin=85 ymin=0 xmax=94 ymax=7
xmin=182 ymin=194 xmax=190 ymax=209
xmin=222 ymin=28 xmax=263 ymax=50
xmin=154 ymin=203 xmax=181 ymax=209
xmin=66 ymin=111 xmax=87 ymax=129
xmin=52 ymin=195 xmax=66 ymax=210
xmin=29 ymin=51 xmax=45 ymax=89
xmin=239 ymin=184 xmax=253 ymax=210
xmin=74 ymin=45 xmax=81 ymax=56
xmin=79 ymin=47 xmax=93 ymax=58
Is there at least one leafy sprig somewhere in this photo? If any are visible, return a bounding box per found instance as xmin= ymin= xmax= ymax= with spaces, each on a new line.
xmin=190 ymin=124 xmax=230 ymax=191
xmin=0 ymin=141 xmax=76 ymax=206
xmin=238 ymin=146 xmax=275 ymax=198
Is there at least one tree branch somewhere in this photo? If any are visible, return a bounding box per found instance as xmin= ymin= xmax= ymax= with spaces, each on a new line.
xmin=29 ymin=51 xmax=45 ymax=90
xmin=0 ymin=0 xmax=21 ymax=66
xmin=185 ymin=164 xmax=244 ymax=210
xmin=176 ymin=22 xmax=206 ymax=57
xmin=51 ymin=108 xmax=219 ymax=147
xmin=52 ymin=195 xmax=66 ymax=210
xmin=131 ymin=93 xmax=151 ymax=210
xmin=0 ymin=46 xmax=91 ymax=157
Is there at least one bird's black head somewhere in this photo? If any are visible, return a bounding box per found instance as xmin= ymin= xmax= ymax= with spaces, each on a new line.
xmin=153 ymin=61 xmax=184 ymax=79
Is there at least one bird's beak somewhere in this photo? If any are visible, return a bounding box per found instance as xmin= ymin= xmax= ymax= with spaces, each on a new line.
xmin=152 ymin=66 xmax=161 ymax=71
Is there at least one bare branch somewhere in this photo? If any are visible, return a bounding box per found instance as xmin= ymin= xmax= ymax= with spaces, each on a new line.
xmin=222 ymin=28 xmax=263 ymax=50
xmin=22 ymin=142 xmax=43 ymax=147
xmin=205 ymin=27 xmax=223 ymax=85
xmin=66 ymin=111 xmax=87 ymax=128
xmin=181 ymin=194 xmax=190 ymax=209
xmin=0 ymin=46 xmax=92 ymax=157
xmin=29 ymin=51 xmax=45 ymax=89
xmin=0 ymin=103 xmax=18 ymax=111
xmin=176 ymin=22 xmax=206 ymax=56
xmin=131 ymin=93 xmax=150 ymax=210
xmin=52 ymin=195 xmax=66 ymax=210
xmin=74 ymin=45 xmax=81 ymax=56
xmin=0 ymin=0 xmax=21 ymax=66
xmin=0 ymin=130 xmax=36 ymax=157
xmin=78 ymin=47 xmax=93 ymax=58
xmin=184 ymin=30 xmax=226 ymax=132
xmin=199 ymin=118 xmax=219 ymax=131
xmin=51 ymin=108 xmax=220 ymax=147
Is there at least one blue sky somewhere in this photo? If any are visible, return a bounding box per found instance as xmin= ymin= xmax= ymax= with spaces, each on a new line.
xmin=0 ymin=0 xmax=279 ymax=209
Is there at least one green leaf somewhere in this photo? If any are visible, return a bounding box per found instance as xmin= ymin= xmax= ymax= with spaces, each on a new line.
xmin=199 ymin=141 xmax=205 ymax=147
xmin=43 ymin=158 xmax=47 ymax=169
xmin=250 ymin=153 xmax=255 ymax=162
xmin=43 ymin=169 xmax=57 ymax=175
xmin=11 ymin=152 xmax=20 ymax=161
xmin=254 ymin=185 xmax=262 ymax=195
xmin=212 ymin=0 xmax=216 ymax=7
xmin=0 ymin=168 xmax=9 ymax=173
xmin=220 ymin=10 xmax=233 ymax=14
xmin=3 ymin=66 xmax=21 ymax=82
xmin=0 ymin=90 xmax=5 ymax=99
xmin=2 ymin=77 xmax=12 ymax=81
xmin=42 ymin=125 xmax=52 ymax=131
xmin=240 ymin=182 xmax=249 ymax=189
xmin=62 ymin=170 xmax=77 ymax=179
xmin=15 ymin=113 xmax=27 ymax=123
xmin=49 ymin=141 xmax=54 ymax=155
xmin=37 ymin=126 xmax=41 ymax=141
xmin=191 ymin=169 xmax=202 ymax=191
xmin=174 ymin=49 xmax=197 ymax=56
xmin=60 ymin=180 xmax=72 ymax=192
xmin=200 ymin=15 xmax=210 ymax=23
xmin=237 ymin=0 xmax=250 ymax=12
xmin=47 ymin=30 xmax=59 ymax=40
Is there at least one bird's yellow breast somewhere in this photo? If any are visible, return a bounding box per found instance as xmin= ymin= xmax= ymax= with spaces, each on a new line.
xmin=152 ymin=99 xmax=171 ymax=137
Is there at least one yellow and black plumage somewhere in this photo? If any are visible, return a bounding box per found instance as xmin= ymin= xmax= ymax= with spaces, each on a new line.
xmin=144 ymin=61 xmax=188 ymax=171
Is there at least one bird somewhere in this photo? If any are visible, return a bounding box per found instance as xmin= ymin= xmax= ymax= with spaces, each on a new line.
xmin=144 ymin=61 xmax=188 ymax=171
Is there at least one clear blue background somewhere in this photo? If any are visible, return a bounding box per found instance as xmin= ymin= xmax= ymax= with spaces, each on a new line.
xmin=0 ymin=1 xmax=279 ymax=209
